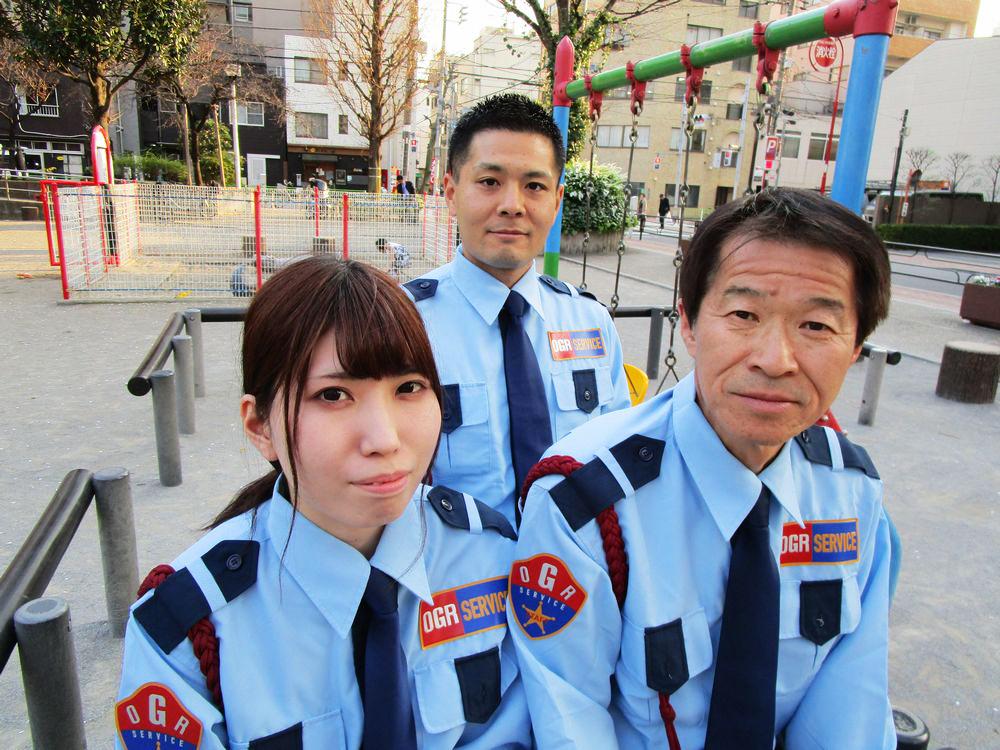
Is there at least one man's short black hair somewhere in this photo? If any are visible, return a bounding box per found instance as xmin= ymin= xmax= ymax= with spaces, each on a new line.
xmin=395 ymin=174 xmax=403 ymax=180
xmin=679 ymin=188 xmax=891 ymax=346
xmin=447 ymin=93 xmax=565 ymax=177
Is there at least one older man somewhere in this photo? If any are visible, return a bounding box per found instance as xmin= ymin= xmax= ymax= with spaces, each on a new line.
xmin=510 ymin=188 xmax=895 ymax=749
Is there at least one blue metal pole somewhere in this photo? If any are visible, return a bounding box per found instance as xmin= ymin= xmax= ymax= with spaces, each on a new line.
xmin=830 ymin=34 xmax=890 ymax=214
xmin=544 ymin=103 xmax=570 ymax=278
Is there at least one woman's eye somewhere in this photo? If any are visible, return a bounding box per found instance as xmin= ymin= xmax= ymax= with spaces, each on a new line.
xmin=397 ymin=380 xmax=426 ymax=395
xmin=318 ymin=387 xmax=347 ymax=403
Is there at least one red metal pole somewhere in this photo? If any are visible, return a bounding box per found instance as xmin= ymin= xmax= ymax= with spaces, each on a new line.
xmin=313 ymin=185 xmax=320 ymax=238
xmin=51 ymin=188 xmax=71 ymax=300
xmin=342 ymin=192 xmax=349 ymax=260
xmin=254 ymin=185 xmax=263 ymax=290
xmin=819 ymin=38 xmax=845 ymax=194
xmin=40 ymin=183 xmax=56 ymax=266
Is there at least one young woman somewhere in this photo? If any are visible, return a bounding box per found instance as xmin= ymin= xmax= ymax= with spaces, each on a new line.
xmin=115 ymin=258 xmax=529 ymax=749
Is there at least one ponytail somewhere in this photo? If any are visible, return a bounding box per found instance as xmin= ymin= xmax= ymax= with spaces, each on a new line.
xmin=208 ymin=468 xmax=280 ymax=529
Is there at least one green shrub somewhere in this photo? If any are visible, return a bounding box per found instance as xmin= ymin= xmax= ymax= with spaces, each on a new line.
xmin=561 ymin=160 xmax=636 ymax=234
xmin=197 ymin=122 xmax=241 ymax=185
xmin=875 ymin=224 xmax=1000 ymax=253
xmin=114 ymin=151 xmax=188 ymax=183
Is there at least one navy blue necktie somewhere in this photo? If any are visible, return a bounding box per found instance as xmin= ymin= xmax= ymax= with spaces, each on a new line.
xmin=705 ymin=486 xmax=779 ymax=750
xmin=355 ymin=567 xmax=417 ymax=750
xmin=499 ymin=290 xmax=553 ymax=505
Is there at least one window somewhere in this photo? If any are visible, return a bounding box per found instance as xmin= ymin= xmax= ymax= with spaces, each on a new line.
xmin=726 ymin=102 xmax=743 ymax=120
xmin=338 ymin=114 xmax=349 ymax=135
xmin=674 ymin=78 xmax=712 ymax=103
xmin=665 ymin=183 xmax=701 ymax=207
xmin=238 ymin=101 xmax=264 ymax=126
xmin=694 ymin=0 xmax=725 ymax=5
xmin=781 ymin=131 xmax=801 ymax=159
xmin=732 ymin=55 xmax=754 ymax=73
xmin=738 ymin=1 xmax=759 ymax=18
xmin=158 ymin=97 xmax=177 ymax=114
xmin=338 ymin=61 xmax=349 ymax=81
xmin=670 ymin=128 xmax=706 ymax=152
xmin=686 ymin=25 xmax=723 ymax=45
xmin=233 ymin=2 xmax=251 ymax=22
xmin=808 ymin=132 xmax=838 ymax=160
xmin=604 ymin=24 xmax=628 ymax=48
xmin=18 ymin=87 xmax=59 ymax=117
xmin=295 ymin=112 xmax=328 ymax=139
xmin=596 ymin=125 xmax=650 ymax=148
xmin=294 ymin=57 xmax=325 ymax=84
xmin=924 ymin=29 xmax=941 ymax=40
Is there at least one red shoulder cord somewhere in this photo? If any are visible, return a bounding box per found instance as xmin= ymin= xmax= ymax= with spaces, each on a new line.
xmin=521 ymin=457 xmax=681 ymax=750
xmin=138 ymin=565 xmax=224 ymax=709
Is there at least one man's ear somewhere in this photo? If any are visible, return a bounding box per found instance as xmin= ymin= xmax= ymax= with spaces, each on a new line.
xmin=241 ymin=395 xmax=278 ymax=461
xmin=679 ymin=299 xmax=697 ymax=357
xmin=443 ymin=172 xmax=457 ymax=216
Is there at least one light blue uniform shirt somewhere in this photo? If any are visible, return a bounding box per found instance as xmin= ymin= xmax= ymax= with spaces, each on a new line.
xmin=405 ymin=249 xmax=631 ymax=522
xmin=510 ymin=373 xmax=895 ymax=749
xmin=116 ymin=482 xmax=531 ymax=749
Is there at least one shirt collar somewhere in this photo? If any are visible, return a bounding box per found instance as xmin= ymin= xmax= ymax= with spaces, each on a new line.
xmin=452 ymin=247 xmax=544 ymax=324
xmin=672 ymin=373 xmax=803 ymax=540
xmin=265 ymin=481 xmax=433 ymax=640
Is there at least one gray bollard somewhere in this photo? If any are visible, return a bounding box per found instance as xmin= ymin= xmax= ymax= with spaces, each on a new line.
xmin=172 ymin=334 xmax=196 ymax=435
xmin=859 ymin=346 xmax=888 ymax=426
xmin=150 ymin=369 xmax=182 ymax=486
xmin=183 ymin=308 xmax=206 ymax=397
xmin=93 ymin=468 xmax=139 ymax=637
xmin=646 ymin=308 xmax=665 ymax=380
xmin=14 ymin=597 xmax=86 ymax=749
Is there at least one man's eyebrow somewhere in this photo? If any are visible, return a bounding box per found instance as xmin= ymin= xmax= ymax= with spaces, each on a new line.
xmin=722 ymin=286 xmax=847 ymax=313
xmin=473 ymin=162 xmax=552 ymax=180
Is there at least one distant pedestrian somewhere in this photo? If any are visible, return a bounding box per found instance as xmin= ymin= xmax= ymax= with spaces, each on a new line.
xmin=636 ymin=191 xmax=647 ymax=238
xmin=376 ymin=237 xmax=411 ymax=278
xmin=658 ymin=192 xmax=670 ymax=228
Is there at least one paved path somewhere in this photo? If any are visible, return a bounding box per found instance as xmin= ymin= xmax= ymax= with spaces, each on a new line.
xmin=0 ymin=222 xmax=998 ymax=748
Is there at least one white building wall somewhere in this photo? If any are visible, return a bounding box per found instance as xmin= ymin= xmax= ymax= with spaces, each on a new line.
xmin=867 ymin=37 xmax=1000 ymax=189
xmin=285 ymin=35 xmax=369 ymax=152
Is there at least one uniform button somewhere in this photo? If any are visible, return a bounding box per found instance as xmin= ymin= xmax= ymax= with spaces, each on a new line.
xmin=638 ymin=445 xmax=653 ymax=462
xmin=583 ymin=389 xmax=593 ymax=401
xmin=815 ymin=616 xmax=825 ymax=629
xmin=419 ymin=280 xmax=431 ymax=289
xmin=442 ymin=411 xmax=450 ymax=420
xmin=226 ymin=554 xmax=242 ymax=571
xmin=441 ymin=498 xmax=453 ymax=511
xmin=801 ymin=431 xmax=811 ymax=443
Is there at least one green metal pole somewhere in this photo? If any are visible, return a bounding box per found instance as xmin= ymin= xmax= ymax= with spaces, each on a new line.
xmin=564 ymin=6 xmax=830 ymax=99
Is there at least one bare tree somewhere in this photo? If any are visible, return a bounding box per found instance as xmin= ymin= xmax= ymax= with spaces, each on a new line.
xmin=146 ymin=29 xmax=284 ymax=185
xmin=979 ymin=154 xmax=1000 ymax=202
xmin=492 ymin=0 xmax=681 ymax=159
xmin=942 ymin=152 xmax=973 ymax=192
xmin=0 ymin=37 xmax=58 ymax=169
xmin=306 ymin=0 xmax=419 ymax=192
xmin=905 ymin=147 xmax=937 ymax=177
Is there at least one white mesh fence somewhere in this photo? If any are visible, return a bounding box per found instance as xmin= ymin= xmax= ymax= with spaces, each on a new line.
xmin=52 ymin=183 xmax=458 ymax=301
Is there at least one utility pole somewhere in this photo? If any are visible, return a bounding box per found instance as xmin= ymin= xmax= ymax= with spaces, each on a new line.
xmin=733 ymin=80 xmax=751 ymax=196
xmin=226 ymin=1 xmax=242 ymax=188
xmin=886 ymin=108 xmax=909 ymax=224
xmin=421 ymin=0 xmax=448 ymax=193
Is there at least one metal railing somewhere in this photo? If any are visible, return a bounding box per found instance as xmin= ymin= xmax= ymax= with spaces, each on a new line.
xmin=0 ymin=467 xmax=138 ymax=747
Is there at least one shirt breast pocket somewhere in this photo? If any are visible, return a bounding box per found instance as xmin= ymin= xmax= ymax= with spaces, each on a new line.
xmin=232 ymin=709 xmax=348 ymax=749
xmin=551 ymin=365 xmax=614 ymax=437
xmin=619 ymin=608 xmax=714 ymax=729
xmin=779 ymin=574 xmax=862 ymax=692
xmin=439 ymin=382 xmax=492 ymax=471
xmin=414 ymin=644 xmax=518 ymax=735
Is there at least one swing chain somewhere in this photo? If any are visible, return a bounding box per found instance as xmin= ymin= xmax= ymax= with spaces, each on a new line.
xmin=610 ymin=108 xmax=639 ymax=314
xmin=580 ymin=117 xmax=599 ymax=291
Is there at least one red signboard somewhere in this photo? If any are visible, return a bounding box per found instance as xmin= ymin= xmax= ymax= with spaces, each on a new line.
xmin=764 ymin=136 xmax=779 ymax=171
xmin=810 ymin=38 xmax=838 ymax=69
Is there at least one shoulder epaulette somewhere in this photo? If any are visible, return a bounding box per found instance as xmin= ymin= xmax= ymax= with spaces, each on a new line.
xmin=427 ymin=485 xmax=516 ymax=541
xmin=795 ymin=426 xmax=880 ymax=480
xmin=403 ymin=277 xmax=438 ymax=301
xmin=548 ymin=434 xmax=665 ymax=531
xmin=134 ymin=540 xmax=260 ymax=654
xmin=539 ymin=274 xmax=572 ymax=296
xmin=577 ymin=288 xmax=600 ymax=303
